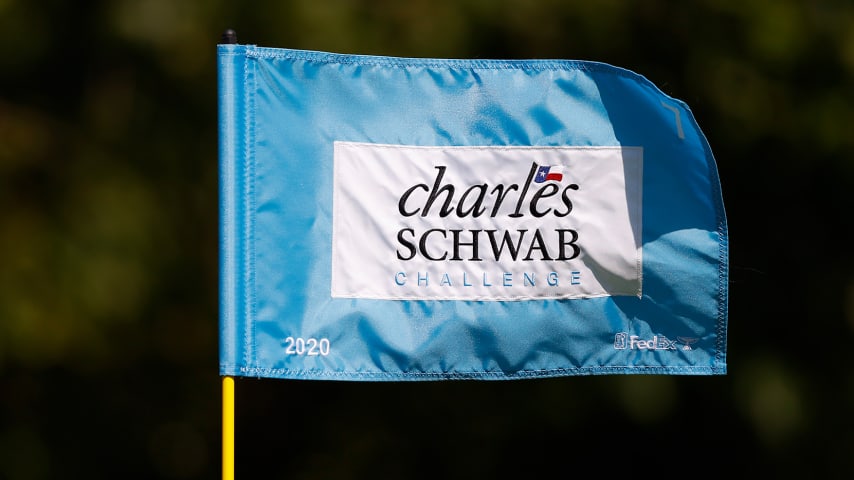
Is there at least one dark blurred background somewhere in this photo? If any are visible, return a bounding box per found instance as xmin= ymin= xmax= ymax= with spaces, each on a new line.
xmin=1 ymin=1 xmax=852 ymax=478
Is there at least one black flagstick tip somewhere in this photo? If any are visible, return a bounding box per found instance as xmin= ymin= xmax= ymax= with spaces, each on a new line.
xmin=221 ymin=29 xmax=237 ymax=44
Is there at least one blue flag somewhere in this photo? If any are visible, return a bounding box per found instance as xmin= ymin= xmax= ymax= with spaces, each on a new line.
xmin=218 ymin=44 xmax=728 ymax=380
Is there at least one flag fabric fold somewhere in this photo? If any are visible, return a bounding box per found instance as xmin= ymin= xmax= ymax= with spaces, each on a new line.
xmin=218 ymin=44 xmax=728 ymax=380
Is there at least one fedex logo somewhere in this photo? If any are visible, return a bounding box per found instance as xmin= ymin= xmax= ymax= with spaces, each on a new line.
xmin=613 ymin=332 xmax=678 ymax=351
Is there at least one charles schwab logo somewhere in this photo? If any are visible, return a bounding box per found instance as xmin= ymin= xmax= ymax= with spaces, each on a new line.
xmin=395 ymin=162 xmax=582 ymax=263
xmin=330 ymin=143 xmax=643 ymax=301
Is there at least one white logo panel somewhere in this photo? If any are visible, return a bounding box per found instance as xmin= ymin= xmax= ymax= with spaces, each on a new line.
xmin=331 ymin=142 xmax=642 ymax=301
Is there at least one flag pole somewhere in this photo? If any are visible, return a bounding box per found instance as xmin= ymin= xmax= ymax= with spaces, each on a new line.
xmin=223 ymin=376 xmax=235 ymax=480
xmin=220 ymin=28 xmax=238 ymax=480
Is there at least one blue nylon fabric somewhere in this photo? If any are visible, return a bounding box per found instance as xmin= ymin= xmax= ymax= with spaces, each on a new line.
xmin=218 ymin=44 xmax=728 ymax=380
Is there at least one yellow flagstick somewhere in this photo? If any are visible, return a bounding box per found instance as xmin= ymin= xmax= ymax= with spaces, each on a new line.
xmin=220 ymin=29 xmax=238 ymax=480
xmin=223 ymin=376 xmax=235 ymax=480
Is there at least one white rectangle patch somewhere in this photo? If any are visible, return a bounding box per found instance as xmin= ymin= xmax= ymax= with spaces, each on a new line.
xmin=331 ymin=142 xmax=643 ymax=301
